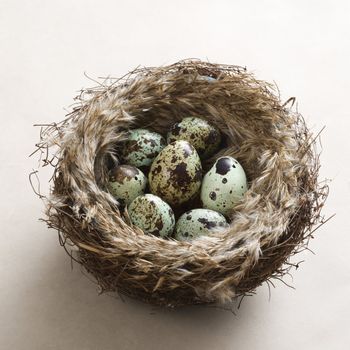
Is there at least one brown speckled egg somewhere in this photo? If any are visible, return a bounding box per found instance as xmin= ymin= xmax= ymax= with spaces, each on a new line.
xmin=122 ymin=129 xmax=166 ymax=167
xmin=174 ymin=208 xmax=228 ymax=241
xmin=128 ymin=194 xmax=175 ymax=237
xmin=167 ymin=117 xmax=221 ymax=159
xmin=108 ymin=165 xmax=147 ymax=205
xmin=149 ymin=140 xmax=202 ymax=206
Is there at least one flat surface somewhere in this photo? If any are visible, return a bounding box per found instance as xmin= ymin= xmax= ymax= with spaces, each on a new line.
xmin=0 ymin=1 xmax=349 ymax=349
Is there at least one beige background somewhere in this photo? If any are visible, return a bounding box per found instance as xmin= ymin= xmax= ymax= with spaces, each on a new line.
xmin=1 ymin=1 xmax=349 ymax=349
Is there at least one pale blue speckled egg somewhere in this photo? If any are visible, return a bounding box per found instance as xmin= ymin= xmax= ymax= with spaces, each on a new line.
xmin=128 ymin=194 xmax=175 ymax=237
xmin=122 ymin=129 xmax=166 ymax=167
xmin=175 ymin=208 xmax=228 ymax=241
xmin=167 ymin=117 xmax=221 ymax=159
xmin=108 ymin=165 xmax=147 ymax=206
xmin=201 ymin=156 xmax=248 ymax=216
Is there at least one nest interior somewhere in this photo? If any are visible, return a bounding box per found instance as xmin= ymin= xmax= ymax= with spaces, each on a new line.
xmin=34 ymin=60 xmax=328 ymax=308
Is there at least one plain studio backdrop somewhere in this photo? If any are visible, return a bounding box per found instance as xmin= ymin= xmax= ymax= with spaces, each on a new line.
xmin=0 ymin=1 xmax=349 ymax=349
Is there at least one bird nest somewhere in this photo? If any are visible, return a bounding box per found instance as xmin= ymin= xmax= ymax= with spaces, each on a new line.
xmin=32 ymin=60 xmax=329 ymax=308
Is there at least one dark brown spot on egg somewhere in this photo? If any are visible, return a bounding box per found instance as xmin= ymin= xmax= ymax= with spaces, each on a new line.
xmin=171 ymin=154 xmax=179 ymax=163
xmin=215 ymin=157 xmax=232 ymax=175
xmin=137 ymin=155 xmax=146 ymax=162
xmin=198 ymin=218 xmax=217 ymax=229
xmin=171 ymin=162 xmax=192 ymax=188
xmin=222 ymin=178 xmax=227 ymax=184
xmin=145 ymin=137 xmax=159 ymax=148
xmin=186 ymin=215 xmax=192 ymax=220
xmin=209 ymin=191 xmax=217 ymax=200
xmin=152 ymin=164 xmax=162 ymax=176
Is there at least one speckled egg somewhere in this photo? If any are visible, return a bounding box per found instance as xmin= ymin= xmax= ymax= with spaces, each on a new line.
xmin=108 ymin=165 xmax=147 ymax=206
xmin=167 ymin=117 xmax=221 ymax=159
xmin=175 ymin=209 xmax=228 ymax=241
xmin=122 ymin=129 xmax=166 ymax=167
xmin=128 ymin=194 xmax=175 ymax=237
xmin=149 ymin=140 xmax=202 ymax=206
xmin=201 ymin=156 xmax=248 ymax=215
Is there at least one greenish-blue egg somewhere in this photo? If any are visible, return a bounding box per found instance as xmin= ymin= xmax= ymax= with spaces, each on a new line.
xmin=175 ymin=208 xmax=227 ymax=241
xmin=128 ymin=194 xmax=175 ymax=237
xmin=122 ymin=129 xmax=166 ymax=167
xmin=201 ymin=156 xmax=248 ymax=216
xmin=167 ymin=117 xmax=221 ymax=159
xmin=108 ymin=165 xmax=147 ymax=206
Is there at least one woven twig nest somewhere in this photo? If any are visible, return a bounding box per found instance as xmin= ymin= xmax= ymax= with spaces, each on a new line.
xmin=34 ymin=60 xmax=328 ymax=308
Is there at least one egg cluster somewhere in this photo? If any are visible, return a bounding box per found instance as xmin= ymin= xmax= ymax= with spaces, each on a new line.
xmin=107 ymin=117 xmax=248 ymax=241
